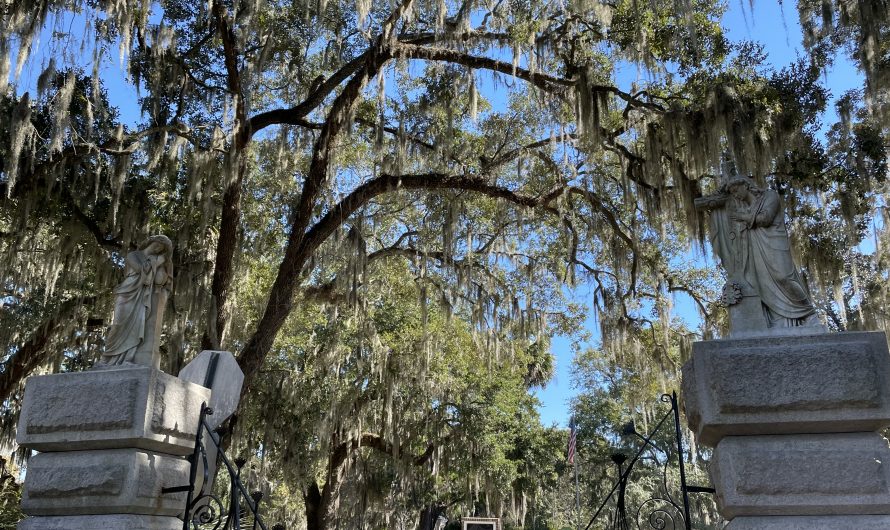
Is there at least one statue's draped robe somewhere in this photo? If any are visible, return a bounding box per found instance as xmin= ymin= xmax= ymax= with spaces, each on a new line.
xmin=710 ymin=189 xmax=815 ymax=326
xmin=102 ymin=250 xmax=168 ymax=366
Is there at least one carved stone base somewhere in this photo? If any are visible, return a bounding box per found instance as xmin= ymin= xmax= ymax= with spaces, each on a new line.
xmin=21 ymin=449 xmax=190 ymax=516
xmin=724 ymin=292 xmax=826 ymax=339
xmin=18 ymin=514 xmax=182 ymax=530
xmin=17 ymin=365 xmax=209 ymax=455
xmin=682 ymin=330 xmax=890 ymax=524
xmin=682 ymin=331 xmax=890 ymax=446
xmin=711 ymin=433 xmax=890 ymax=518
xmin=725 ymin=515 xmax=890 ymax=529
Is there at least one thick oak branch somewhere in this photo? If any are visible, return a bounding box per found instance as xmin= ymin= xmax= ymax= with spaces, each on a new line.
xmin=398 ymin=43 xmax=573 ymax=93
xmin=237 ymin=0 xmax=416 ymax=392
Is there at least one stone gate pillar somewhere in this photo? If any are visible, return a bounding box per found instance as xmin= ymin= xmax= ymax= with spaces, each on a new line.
xmin=14 ymin=365 xmax=209 ymax=529
xmin=682 ymin=330 xmax=890 ymax=528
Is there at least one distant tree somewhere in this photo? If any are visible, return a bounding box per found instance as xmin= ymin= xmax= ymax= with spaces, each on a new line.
xmin=230 ymin=260 xmax=563 ymax=529
xmin=0 ymin=456 xmax=23 ymax=529
xmin=570 ymin=321 xmax=723 ymax=529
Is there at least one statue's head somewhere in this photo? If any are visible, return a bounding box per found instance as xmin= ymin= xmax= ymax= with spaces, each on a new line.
xmin=721 ymin=175 xmax=758 ymax=199
xmin=139 ymin=234 xmax=173 ymax=257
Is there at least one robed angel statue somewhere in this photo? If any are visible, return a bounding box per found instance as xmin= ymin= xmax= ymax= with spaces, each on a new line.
xmin=695 ymin=176 xmax=822 ymax=336
xmin=97 ymin=235 xmax=173 ymax=369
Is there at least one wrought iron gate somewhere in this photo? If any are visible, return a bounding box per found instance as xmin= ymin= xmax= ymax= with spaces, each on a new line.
xmin=164 ymin=404 xmax=285 ymax=530
xmin=584 ymin=392 xmax=720 ymax=530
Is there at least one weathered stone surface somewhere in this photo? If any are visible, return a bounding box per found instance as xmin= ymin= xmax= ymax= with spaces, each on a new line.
xmin=711 ymin=433 xmax=890 ymax=518
xmin=694 ymin=177 xmax=820 ymax=337
xmin=682 ymin=331 xmax=890 ymax=446
xmin=178 ymin=350 xmax=244 ymax=506
xmin=178 ymin=350 xmax=243 ymax=430
xmin=18 ymin=514 xmax=182 ymax=530
xmin=730 ymin=321 xmax=828 ymax=339
xmin=726 ymin=515 xmax=890 ymax=529
xmin=21 ymin=449 xmax=190 ymax=516
xmin=17 ymin=365 xmax=209 ymax=455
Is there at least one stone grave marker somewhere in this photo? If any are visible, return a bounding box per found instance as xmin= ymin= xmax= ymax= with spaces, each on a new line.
xmin=685 ymin=180 xmax=890 ymax=528
xmin=178 ymin=350 xmax=245 ymax=508
xmin=15 ymin=235 xmax=210 ymax=530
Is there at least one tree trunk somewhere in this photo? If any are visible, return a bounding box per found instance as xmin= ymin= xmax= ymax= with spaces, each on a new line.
xmin=303 ymin=476 xmax=341 ymax=530
xmin=418 ymin=504 xmax=446 ymax=530
xmin=234 ymin=38 xmax=397 ymax=399
xmin=304 ymin=481 xmax=323 ymax=530
xmin=203 ymin=0 xmax=249 ymax=351
xmin=202 ymin=167 xmax=244 ymax=350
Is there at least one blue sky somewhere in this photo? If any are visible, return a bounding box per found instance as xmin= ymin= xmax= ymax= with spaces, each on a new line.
xmin=533 ymin=0 xmax=865 ymax=428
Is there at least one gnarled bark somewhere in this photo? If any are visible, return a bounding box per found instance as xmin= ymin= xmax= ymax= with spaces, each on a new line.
xmin=203 ymin=0 xmax=250 ymax=351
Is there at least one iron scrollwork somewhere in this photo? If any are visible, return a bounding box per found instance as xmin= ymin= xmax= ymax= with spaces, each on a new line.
xmin=584 ymin=392 xmax=717 ymax=530
xmin=635 ymin=498 xmax=685 ymax=530
xmin=165 ymin=403 xmax=285 ymax=530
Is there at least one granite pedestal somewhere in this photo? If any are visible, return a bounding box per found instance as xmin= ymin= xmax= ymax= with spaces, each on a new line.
xmin=16 ymin=365 xmax=209 ymax=529
xmin=17 ymin=366 xmax=207 ymax=455
xmin=18 ymin=514 xmax=182 ymax=530
xmin=682 ymin=331 xmax=890 ymax=524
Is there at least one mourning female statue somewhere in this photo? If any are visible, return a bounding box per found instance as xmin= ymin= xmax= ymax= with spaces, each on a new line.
xmin=98 ymin=235 xmax=173 ymax=369
xmin=696 ymin=176 xmax=821 ymax=335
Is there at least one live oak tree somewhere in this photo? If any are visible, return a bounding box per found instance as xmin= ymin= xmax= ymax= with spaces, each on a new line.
xmin=233 ymin=260 xmax=564 ymax=528
xmin=0 ymin=0 xmax=799 ymax=390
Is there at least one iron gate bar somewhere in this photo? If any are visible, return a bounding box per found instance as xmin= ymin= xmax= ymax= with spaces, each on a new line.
xmin=163 ymin=486 xmax=195 ymax=494
xmin=177 ymin=403 xmax=279 ymax=530
xmin=583 ymin=400 xmax=678 ymax=530
xmin=583 ymin=391 xmax=716 ymax=530
xmin=180 ymin=403 xmax=210 ymax=530
xmin=670 ymin=391 xmax=692 ymax=530
xmin=684 ymin=486 xmax=716 ymax=494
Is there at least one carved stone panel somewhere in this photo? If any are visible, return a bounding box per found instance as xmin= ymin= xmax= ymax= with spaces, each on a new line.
xmin=21 ymin=449 xmax=189 ymax=516
xmin=710 ymin=433 xmax=890 ymax=518
xmin=17 ymin=366 xmax=209 ymax=455
xmin=18 ymin=515 xmax=183 ymax=530
xmin=682 ymin=331 xmax=890 ymax=446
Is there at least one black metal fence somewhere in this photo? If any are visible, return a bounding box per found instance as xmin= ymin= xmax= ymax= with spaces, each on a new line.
xmin=166 ymin=393 xmax=716 ymax=529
